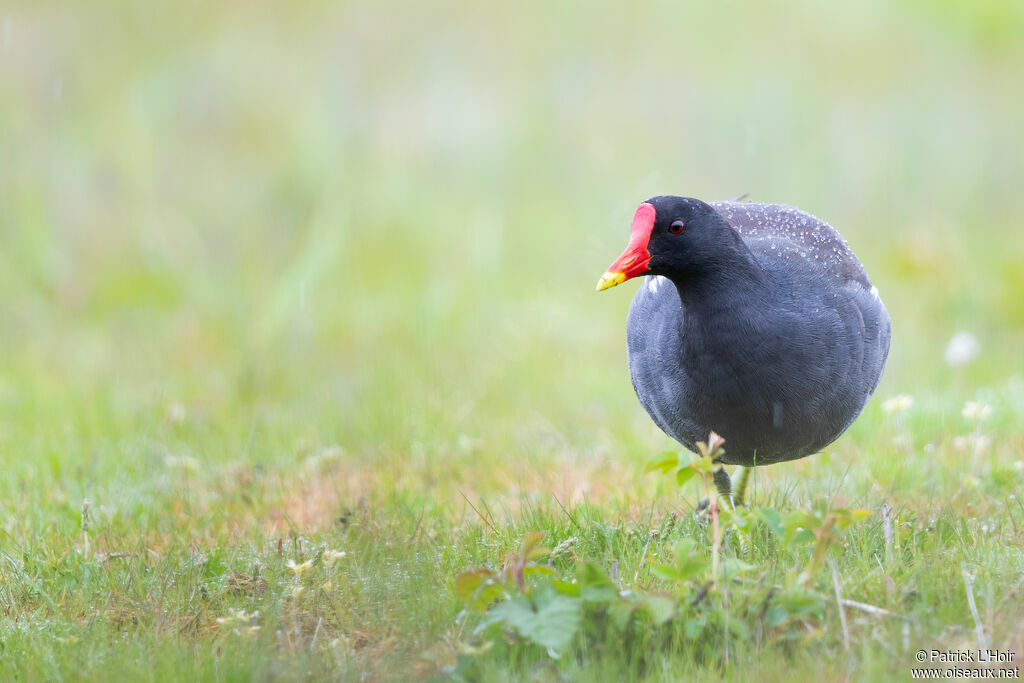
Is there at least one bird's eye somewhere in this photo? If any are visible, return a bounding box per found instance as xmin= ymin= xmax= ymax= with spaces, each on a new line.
xmin=669 ymin=220 xmax=685 ymax=234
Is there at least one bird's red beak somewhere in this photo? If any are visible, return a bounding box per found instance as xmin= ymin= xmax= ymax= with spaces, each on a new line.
xmin=596 ymin=202 xmax=656 ymax=291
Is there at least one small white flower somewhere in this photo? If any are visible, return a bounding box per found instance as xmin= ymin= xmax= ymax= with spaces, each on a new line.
xmin=945 ymin=332 xmax=979 ymax=367
xmin=166 ymin=402 xmax=187 ymax=424
xmin=962 ymin=401 xmax=992 ymax=422
xmin=550 ymin=537 xmax=579 ymax=557
xmin=456 ymin=434 xmax=483 ymax=454
xmin=882 ymin=394 xmax=914 ymax=414
xmin=216 ymin=609 xmax=258 ymax=625
xmin=163 ymin=455 xmax=200 ymax=472
xmin=287 ymin=559 xmax=314 ymax=577
xmin=322 ymin=550 xmax=346 ymax=566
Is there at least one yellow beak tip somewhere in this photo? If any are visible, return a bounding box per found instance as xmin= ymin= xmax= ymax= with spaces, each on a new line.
xmin=596 ymin=271 xmax=627 ymax=292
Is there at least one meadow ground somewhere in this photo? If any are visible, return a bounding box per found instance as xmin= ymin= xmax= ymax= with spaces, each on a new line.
xmin=1 ymin=1 xmax=1023 ymax=680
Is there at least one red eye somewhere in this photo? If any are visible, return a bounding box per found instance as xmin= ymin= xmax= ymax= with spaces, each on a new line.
xmin=669 ymin=220 xmax=685 ymax=234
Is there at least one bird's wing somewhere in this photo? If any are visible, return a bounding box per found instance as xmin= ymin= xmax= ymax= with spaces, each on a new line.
xmin=713 ymin=200 xmax=891 ymax=427
xmin=710 ymin=201 xmax=872 ymax=290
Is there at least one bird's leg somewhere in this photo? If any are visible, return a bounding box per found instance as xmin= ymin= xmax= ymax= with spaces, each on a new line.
xmin=731 ymin=466 xmax=751 ymax=508
xmin=710 ymin=466 xmax=751 ymax=510
xmin=713 ymin=466 xmax=734 ymax=511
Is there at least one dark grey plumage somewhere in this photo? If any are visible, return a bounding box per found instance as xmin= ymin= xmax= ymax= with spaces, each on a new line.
xmin=625 ymin=198 xmax=890 ymax=466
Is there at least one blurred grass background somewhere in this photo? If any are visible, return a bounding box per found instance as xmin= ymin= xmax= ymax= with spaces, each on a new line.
xmin=0 ymin=0 xmax=1022 ymax=679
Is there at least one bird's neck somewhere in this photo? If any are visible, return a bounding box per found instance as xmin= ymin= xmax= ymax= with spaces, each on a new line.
xmin=668 ymin=247 xmax=770 ymax=318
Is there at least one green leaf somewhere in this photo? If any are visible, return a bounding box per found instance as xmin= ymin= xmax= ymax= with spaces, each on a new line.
xmin=490 ymin=587 xmax=582 ymax=652
xmin=674 ymin=539 xmax=709 ymax=581
xmin=765 ymin=604 xmax=788 ymax=627
xmin=785 ymin=510 xmax=822 ymax=532
xmin=523 ymin=564 xmax=556 ymax=578
xmin=609 ymin=599 xmax=635 ymax=632
xmin=576 ymin=562 xmax=616 ymax=603
xmin=676 ymin=467 xmax=698 ymax=488
xmin=551 ymin=580 xmax=580 ymax=597
xmin=472 ymin=583 xmax=509 ymax=612
xmin=643 ymin=594 xmax=676 ymax=625
xmin=850 ymin=509 xmax=873 ymax=521
xmin=727 ymin=506 xmax=753 ymax=530
xmin=777 ymin=590 xmax=824 ymax=617
xmin=651 ymin=565 xmax=679 ymax=582
xmin=683 ymin=617 xmax=705 ymax=639
xmin=644 ymin=452 xmax=680 ymax=474
xmin=790 ymin=528 xmax=816 ymax=546
xmin=691 ymin=456 xmax=715 ymax=474
xmin=728 ymin=617 xmax=750 ymax=639
xmin=722 ymin=558 xmax=755 ymax=577
xmin=577 ymin=561 xmax=614 ymax=589
xmin=580 ymin=585 xmax=617 ymax=603
xmin=756 ymin=508 xmax=784 ymax=537
xmin=455 ymin=570 xmax=491 ymax=603
xmin=455 ymin=570 xmax=508 ymax=612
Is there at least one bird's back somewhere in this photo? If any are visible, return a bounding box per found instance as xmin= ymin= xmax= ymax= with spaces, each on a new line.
xmin=711 ymin=201 xmax=871 ymax=290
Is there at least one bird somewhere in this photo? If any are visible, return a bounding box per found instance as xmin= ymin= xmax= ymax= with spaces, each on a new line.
xmin=597 ymin=196 xmax=891 ymax=507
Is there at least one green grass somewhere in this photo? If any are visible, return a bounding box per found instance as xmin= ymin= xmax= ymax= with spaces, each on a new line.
xmin=1 ymin=1 xmax=1023 ymax=680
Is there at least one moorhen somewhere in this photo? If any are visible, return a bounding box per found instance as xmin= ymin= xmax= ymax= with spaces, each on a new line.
xmin=598 ymin=197 xmax=891 ymax=505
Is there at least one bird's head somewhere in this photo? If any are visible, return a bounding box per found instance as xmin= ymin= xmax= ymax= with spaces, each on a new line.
xmin=596 ymin=196 xmax=736 ymax=291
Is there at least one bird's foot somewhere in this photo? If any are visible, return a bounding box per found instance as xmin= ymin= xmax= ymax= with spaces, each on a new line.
xmin=707 ymin=465 xmax=751 ymax=510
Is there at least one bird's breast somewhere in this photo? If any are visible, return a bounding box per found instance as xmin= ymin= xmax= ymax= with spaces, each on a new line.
xmin=626 ymin=275 xmax=880 ymax=465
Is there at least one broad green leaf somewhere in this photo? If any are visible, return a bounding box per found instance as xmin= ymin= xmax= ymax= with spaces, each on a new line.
xmin=577 ymin=561 xmax=614 ymax=588
xmin=523 ymin=564 xmax=556 ymax=578
xmin=791 ymin=528 xmax=816 ymax=546
xmin=676 ymin=467 xmax=698 ymax=488
xmin=722 ymin=558 xmax=755 ymax=576
xmin=765 ymin=604 xmax=788 ymax=627
xmin=651 ymin=565 xmax=679 ymax=582
xmin=728 ymin=617 xmax=750 ymax=639
xmin=727 ymin=506 xmax=753 ymax=529
xmin=684 ymin=617 xmax=705 ymax=639
xmin=850 ymin=509 xmax=873 ymax=521
xmin=777 ymin=590 xmax=823 ymax=616
xmin=691 ymin=456 xmax=715 ymax=474
xmin=455 ymin=570 xmax=508 ymax=612
xmin=580 ymin=585 xmax=617 ymax=603
xmin=675 ymin=540 xmax=710 ymax=581
xmin=717 ymin=507 xmax=733 ymax=525
xmin=473 ymin=583 xmax=509 ymax=612
xmin=756 ymin=508 xmax=784 ymax=537
xmin=576 ymin=562 xmax=616 ymax=603
xmin=644 ymin=452 xmax=680 ymax=474
xmin=491 ymin=587 xmax=582 ymax=652
xmin=609 ymin=599 xmax=635 ymax=632
xmin=643 ymin=594 xmax=676 ymax=625
xmin=455 ymin=570 xmax=491 ymax=603
xmin=785 ymin=510 xmax=822 ymax=531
